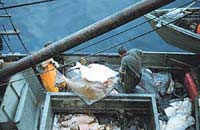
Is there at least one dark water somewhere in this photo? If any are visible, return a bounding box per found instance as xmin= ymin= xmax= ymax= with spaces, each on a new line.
xmin=0 ymin=0 xmax=197 ymax=54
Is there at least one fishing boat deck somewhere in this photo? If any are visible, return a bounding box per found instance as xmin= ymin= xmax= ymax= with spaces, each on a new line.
xmin=0 ymin=52 xmax=200 ymax=130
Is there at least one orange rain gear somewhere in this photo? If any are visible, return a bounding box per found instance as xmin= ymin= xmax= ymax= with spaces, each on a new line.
xmin=39 ymin=59 xmax=66 ymax=92
xmin=197 ymin=24 xmax=200 ymax=34
xmin=40 ymin=63 xmax=59 ymax=92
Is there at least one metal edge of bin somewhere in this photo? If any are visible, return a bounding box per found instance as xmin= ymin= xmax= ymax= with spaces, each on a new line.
xmin=151 ymin=94 xmax=160 ymax=130
xmin=40 ymin=92 xmax=160 ymax=130
xmin=39 ymin=93 xmax=51 ymax=130
xmin=195 ymin=96 xmax=199 ymax=130
xmin=49 ymin=92 xmax=156 ymax=98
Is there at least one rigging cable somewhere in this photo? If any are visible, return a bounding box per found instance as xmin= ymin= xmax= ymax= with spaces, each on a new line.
xmin=93 ymin=9 xmax=200 ymax=55
xmin=0 ymin=60 xmax=75 ymax=87
xmin=1 ymin=35 xmax=14 ymax=53
xmin=1 ymin=24 xmax=13 ymax=53
xmin=0 ymin=0 xmax=198 ymax=87
xmin=53 ymin=1 xmax=200 ymax=71
xmin=0 ymin=1 xmax=30 ymax=54
xmin=2 ymin=25 xmax=10 ymax=41
xmin=0 ymin=0 xmax=56 ymax=10
xmin=71 ymin=0 xmax=196 ymax=54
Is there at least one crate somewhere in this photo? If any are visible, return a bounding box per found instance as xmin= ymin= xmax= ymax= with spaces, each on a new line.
xmin=40 ymin=92 xmax=159 ymax=130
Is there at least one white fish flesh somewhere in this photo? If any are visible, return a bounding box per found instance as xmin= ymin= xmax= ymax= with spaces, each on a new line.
xmin=165 ymin=114 xmax=195 ymax=130
xmin=79 ymin=63 xmax=118 ymax=83
xmin=161 ymin=98 xmax=195 ymax=130
xmin=61 ymin=114 xmax=96 ymax=127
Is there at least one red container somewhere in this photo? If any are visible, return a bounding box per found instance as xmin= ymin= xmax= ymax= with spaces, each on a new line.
xmin=184 ymin=72 xmax=198 ymax=100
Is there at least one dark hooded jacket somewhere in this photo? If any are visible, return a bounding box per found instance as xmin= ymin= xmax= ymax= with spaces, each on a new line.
xmin=120 ymin=49 xmax=142 ymax=93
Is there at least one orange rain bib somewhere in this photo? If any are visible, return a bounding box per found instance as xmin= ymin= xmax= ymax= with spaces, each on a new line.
xmin=40 ymin=63 xmax=59 ymax=92
xmin=197 ymin=24 xmax=200 ymax=34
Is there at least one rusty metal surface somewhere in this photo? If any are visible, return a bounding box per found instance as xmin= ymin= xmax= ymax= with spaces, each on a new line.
xmin=0 ymin=0 xmax=174 ymax=79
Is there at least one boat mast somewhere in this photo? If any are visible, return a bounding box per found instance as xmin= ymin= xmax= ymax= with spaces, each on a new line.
xmin=0 ymin=0 xmax=175 ymax=79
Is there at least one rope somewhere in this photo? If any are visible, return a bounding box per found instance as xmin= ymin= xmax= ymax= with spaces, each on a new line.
xmin=0 ymin=1 xmax=30 ymax=54
xmin=0 ymin=60 xmax=75 ymax=87
xmin=1 ymin=35 xmax=14 ymax=53
xmin=2 ymin=24 xmax=10 ymax=41
xmin=1 ymin=24 xmax=14 ymax=53
xmin=0 ymin=0 xmax=55 ymax=10
xmin=93 ymin=5 xmax=199 ymax=55
xmin=71 ymin=0 xmax=196 ymax=53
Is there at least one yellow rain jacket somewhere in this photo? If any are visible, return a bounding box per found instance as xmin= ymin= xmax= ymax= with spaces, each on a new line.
xmin=39 ymin=59 xmax=66 ymax=92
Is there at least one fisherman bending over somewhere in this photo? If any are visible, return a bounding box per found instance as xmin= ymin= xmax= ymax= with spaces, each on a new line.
xmin=37 ymin=41 xmax=67 ymax=92
xmin=117 ymin=46 xmax=142 ymax=93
